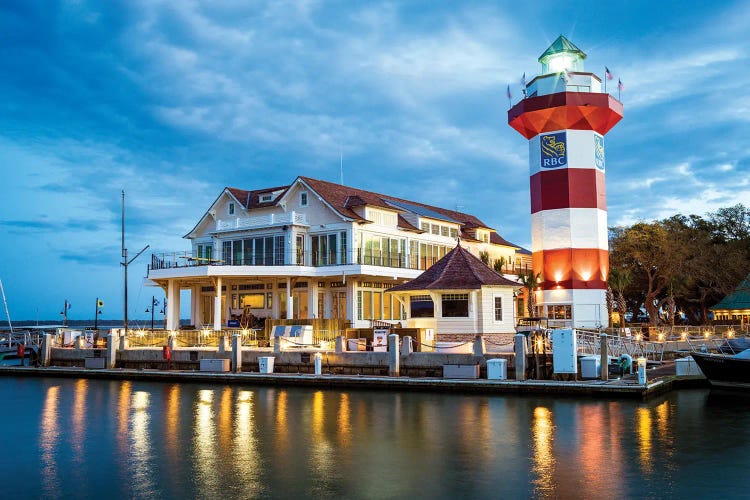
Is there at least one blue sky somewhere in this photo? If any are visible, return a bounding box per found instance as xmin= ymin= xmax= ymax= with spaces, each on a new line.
xmin=1 ymin=0 xmax=748 ymax=322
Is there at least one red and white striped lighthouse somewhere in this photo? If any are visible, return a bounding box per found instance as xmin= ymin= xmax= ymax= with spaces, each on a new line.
xmin=508 ymin=36 xmax=623 ymax=327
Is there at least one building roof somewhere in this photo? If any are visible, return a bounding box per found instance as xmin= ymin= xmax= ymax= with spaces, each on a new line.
xmin=538 ymin=35 xmax=586 ymax=63
xmin=227 ymin=185 xmax=289 ymax=209
xmin=711 ymin=274 xmax=750 ymax=311
xmin=297 ymin=176 xmax=495 ymax=234
xmin=387 ymin=244 xmax=520 ymax=292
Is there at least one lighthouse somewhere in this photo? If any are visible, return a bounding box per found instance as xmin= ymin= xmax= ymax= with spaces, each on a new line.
xmin=508 ymin=36 xmax=623 ymax=328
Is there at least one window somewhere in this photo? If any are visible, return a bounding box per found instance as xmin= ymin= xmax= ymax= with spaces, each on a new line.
xmin=239 ymin=293 xmax=265 ymax=309
xmin=548 ymin=304 xmax=572 ymax=320
xmin=410 ymin=295 xmax=434 ymax=318
xmin=260 ymin=194 xmax=273 ymax=202
xmin=420 ymin=222 xmax=430 ymax=232
xmin=228 ymin=202 xmax=235 ymax=215
xmin=494 ymin=297 xmax=503 ymax=321
xmin=449 ymin=228 xmax=458 ymax=239
xmin=300 ymin=192 xmax=308 ymax=206
xmin=442 ymin=293 xmax=469 ymax=317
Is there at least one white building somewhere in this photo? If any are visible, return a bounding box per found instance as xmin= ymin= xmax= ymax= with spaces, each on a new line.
xmin=146 ymin=176 xmax=531 ymax=335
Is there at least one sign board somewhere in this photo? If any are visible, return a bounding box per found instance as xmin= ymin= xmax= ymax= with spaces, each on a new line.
xmin=540 ymin=131 xmax=567 ymax=168
xmin=594 ymin=134 xmax=605 ymax=170
xmin=552 ymin=328 xmax=577 ymax=374
xmin=424 ymin=329 xmax=434 ymax=342
xmin=373 ymin=329 xmax=388 ymax=352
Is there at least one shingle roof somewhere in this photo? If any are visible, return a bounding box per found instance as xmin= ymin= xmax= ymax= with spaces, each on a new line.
xmin=387 ymin=244 xmax=520 ymax=292
xmin=227 ymin=186 xmax=290 ymax=209
xmin=711 ymin=274 xmax=750 ymax=311
xmin=299 ymin=176 xmax=493 ymax=231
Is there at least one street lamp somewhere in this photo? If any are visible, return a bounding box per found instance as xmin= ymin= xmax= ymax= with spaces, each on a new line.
xmin=145 ymin=296 xmax=160 ymax=331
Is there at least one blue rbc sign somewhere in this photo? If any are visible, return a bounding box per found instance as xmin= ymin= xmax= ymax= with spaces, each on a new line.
xmin=540 ymin=132 xmax=567 ymax=168
xmin=594 ymin=134 xmax=605 ymax=170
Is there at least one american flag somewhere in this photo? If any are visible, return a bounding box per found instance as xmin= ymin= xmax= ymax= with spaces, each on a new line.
xmin=605 ymin=67 xmax=614 ymax=80
xmin=618 ymin=79 xmax=624 ymax=92
xmin=506 ymin=84 xmax=511 ymax=100
xmin=520 ymin=72 xmax=526 ymax=88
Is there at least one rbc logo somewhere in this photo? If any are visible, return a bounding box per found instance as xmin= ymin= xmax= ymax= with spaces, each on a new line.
xmin=540 ymin=132 xmax=567 ymax=168
xmin=594 ymin=134 xmax=605 ymax=170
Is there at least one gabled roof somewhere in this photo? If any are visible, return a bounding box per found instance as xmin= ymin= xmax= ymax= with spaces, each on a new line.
xmin=227 ymin=185 xmax=289 ymax=209
xmin=711 ymin=274 xmax=750 ymax=311
xmin=387 ymin=244 xmax=520 ymax=292
xmin=539 ymin=35 xmax=586 ymax=63
xmin=299 ymin=176 xmax=493 ymax=230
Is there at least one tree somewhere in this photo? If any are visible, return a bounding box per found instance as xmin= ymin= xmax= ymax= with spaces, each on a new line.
xmin=493 ymin=257 xmax=506 ymax=274
xmin=479 ymin=251 xmax=490 ymax=266
xmin=518 ymin=270 xmax=542 ymax=317
xmin=608 ymin=268 xmax=631 ymax=328
xmin=610 ymin=222 xmax=688 ymax=325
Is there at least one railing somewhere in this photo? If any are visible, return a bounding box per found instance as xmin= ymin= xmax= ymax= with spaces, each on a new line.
xmin=216 ymin=212 xmax=308 ymax=232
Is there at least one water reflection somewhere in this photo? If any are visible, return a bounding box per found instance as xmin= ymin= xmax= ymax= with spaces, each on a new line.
xmin=130 ymin=391 xmax=155 ymax=497
xmin=194 ymin=389 xmax=219 ymax=497
xmin=18 ymin=380 xmax=750 ymax=499
xmin=531 ymin=406 xmax=556 ymax=497
xmin=40 ymin=386 xmax=60 ymax=497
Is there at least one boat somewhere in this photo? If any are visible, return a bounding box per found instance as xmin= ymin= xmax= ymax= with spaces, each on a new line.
xmin=691 ymin=349 xmax=750 ymax=390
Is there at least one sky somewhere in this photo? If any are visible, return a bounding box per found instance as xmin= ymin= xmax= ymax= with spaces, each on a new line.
xmin=1 ymin=0 xmax=749 ymax=323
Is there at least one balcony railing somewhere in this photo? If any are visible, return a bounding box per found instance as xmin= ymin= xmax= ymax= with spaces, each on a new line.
xmin=216 ymin=211 xmax=307 ymax=232
xmin=149 ymin=249 xmax=440 ymax=272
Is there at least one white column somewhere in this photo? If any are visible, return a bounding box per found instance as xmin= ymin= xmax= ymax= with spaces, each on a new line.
xmin=190 ymin=285 xmax=200 ymax=328
xmin=214 ymin=277 xmax=222 ymax=331
xmin=286 ymin=277 xmax=293 ymax=319
xmin=166 ymin=279 xmax=180 ymax=331
xmin=472 ymin=290 xmax=480 ymax=334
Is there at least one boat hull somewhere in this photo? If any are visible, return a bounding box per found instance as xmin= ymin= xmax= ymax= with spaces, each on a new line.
xmin=691 ymin=352 xmax=750 ymax=390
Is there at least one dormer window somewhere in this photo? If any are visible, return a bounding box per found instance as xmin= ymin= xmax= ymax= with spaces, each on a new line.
xmin=228 ymin=202 xmax=235 ymax=215
xmin=300 ymin=192 xmax=308 ymax=207
xmin=260 ymin=194 xmax=273 ymax=203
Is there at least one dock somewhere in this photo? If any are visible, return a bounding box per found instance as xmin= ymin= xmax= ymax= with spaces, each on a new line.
xmin=0 ymin=363 xmax=708 ymax=400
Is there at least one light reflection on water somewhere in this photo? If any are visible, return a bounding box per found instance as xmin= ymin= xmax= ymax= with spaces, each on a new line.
xmin=19 ymin=380 xmax=750 ymax=498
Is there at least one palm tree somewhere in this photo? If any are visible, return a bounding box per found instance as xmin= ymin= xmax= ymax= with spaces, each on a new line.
xmin=518 ymin=270 xmax=542 ymax=317
xmin=608 ymin=268 xmax=632 ymax=328
xmin=493 ymin=257 xmax=506 ymax=274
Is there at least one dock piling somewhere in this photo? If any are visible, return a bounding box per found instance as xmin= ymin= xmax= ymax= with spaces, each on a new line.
xmin=335 ymin=335 xmax=345 ymax=353
xmin=515 ymin=334 xmax=527 ymax=381
xmin=106 ymin=333 xmax=117 ymax=368
xmin=41 ymin=333 xmax=52 ymax=367
xmin=401 ymin=336 xmax=413 ymax=355
xmin=600 ymin=334 xmax=608 ymax=381
xmin=388 ymin=334 xmax=400 ymax=377
xmin=232 ymin=334 xmax=242 ymax=373
xmin=473 ymin=335 xmax=486 ymax=356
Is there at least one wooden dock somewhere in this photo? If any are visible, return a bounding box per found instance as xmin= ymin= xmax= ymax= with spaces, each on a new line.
xmin=0 ymin=365 xmax=708 ymax=400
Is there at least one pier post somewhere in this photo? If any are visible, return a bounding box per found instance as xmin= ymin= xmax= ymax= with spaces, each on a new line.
xmin=388 ymin=334 xmax=400 ymax=377
xmin=119 ymin=330 xmax=128 ymax=351
xmin=106 ymin=333 xmax=117 ymax=369
xmin=40 ymin=333 xmax=52 ymax=367
xmin=473 ymin=335 xmax=486 ymax=356
xmin=401 ymin=336 xmax=413 ymax=355
xmin=600 ymin=333 xmax=608 ymax=381
xmin=231 ymin=334 xmax=242 ymax=373
xmin=167 ymin=332 xmax=176 ymax=351
xmin=514 ymin=334 xmax=527 ymax=381
xmin=314 ymin=352 xmax=322 ymax=375
xmin=218 ymin=334 xmax=228 ymax=354
xmin=75 ymin=335 xmax=84 ymax=350
xmin=273 ymin=336 xmax=282 ymax=354
xmin=335 ymin=335 xmax=345 ymax=353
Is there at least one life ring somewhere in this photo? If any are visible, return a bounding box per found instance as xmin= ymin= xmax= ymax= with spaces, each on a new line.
xmin=619 ymin=354 xmax=632 ymax=372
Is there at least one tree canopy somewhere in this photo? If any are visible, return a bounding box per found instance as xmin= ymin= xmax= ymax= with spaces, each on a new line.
xmin=609 ymin=204 xmax=750 ymax=325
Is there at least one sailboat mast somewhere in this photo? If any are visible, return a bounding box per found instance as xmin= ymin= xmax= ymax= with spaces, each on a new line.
xmin=0 ymin=279 xmax=13 ymax=347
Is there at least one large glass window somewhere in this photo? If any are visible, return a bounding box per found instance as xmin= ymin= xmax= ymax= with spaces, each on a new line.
xmin=410 ymin=295 xmax=434 ymax=318
xmin=442 ymin=293 xmax=469 ymax=318
xmin=548 ymin=304 xmax=572 ymax=320
xmin=240 ymin=293 xmax=265 ymax=309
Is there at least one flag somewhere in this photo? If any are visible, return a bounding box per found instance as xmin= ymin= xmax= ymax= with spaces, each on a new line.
xmin=66 ymin=301 xmax=72 ymax=310
xmin=520 ymin=72 xmax=526 ymax=88
xmin=618 ymin=79 xmax=624 ymax=92
xmin=97 ymin=299 xmax=104 ymax=308
xmin=506 ymin=84 xmax=511 ymax=100
xmin=605 ymin=67 xmax=614 ymax=80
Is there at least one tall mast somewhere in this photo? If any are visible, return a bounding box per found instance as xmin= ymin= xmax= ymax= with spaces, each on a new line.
xmin=0 ymin=278 xmax=12 ymax=348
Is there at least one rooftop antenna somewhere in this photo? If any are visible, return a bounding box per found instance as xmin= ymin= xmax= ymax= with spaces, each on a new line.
xmin=339 ymin=147 xmax=344 ymax=185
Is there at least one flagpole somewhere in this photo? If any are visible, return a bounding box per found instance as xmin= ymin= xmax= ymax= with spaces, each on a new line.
xmin=604 ymin=67 xmax=607 ymax=94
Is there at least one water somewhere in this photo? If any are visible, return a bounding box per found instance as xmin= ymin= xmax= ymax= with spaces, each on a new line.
xmin=1 ymin=377 xmax=748 ymax=499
